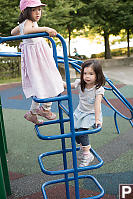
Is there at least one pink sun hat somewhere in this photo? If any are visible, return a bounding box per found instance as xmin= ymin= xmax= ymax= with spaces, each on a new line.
xmin=20 ymin=0 xmax=46 ymax=12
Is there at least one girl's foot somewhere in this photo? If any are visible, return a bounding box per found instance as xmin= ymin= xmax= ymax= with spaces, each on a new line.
xmin=36 ymin=106 xmax=56 ymax=120
xmin=79 ymin=153 xmax=94 ymax=167
xmin=24 ymin=111 xmax=44 ymax=124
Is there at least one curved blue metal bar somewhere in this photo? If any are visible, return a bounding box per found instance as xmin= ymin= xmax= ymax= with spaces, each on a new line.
xmin=129 ymin=120 xmax=133 ymax=127
xmin=38 ymin=147 xmax=103 ymax=175
xmin=104 ymin=86 xmax=113 ymax=90
xmin=58 ymin=56 xmax=82 ymax=65
xmin=35 ymin=118 xmax=70 ymax=127
xmin=103 ymin=94 xmax=133 ymax=134
xmin=59 ymin=103 xmax=69 ymax=116
xmin=32 ymin=94 xmax=68 ymax=103
xmin=114 ymin=112 xmax=120 ymax=134
xmin=105 ymin=77 xmax=133 ymax=111
xmin=112 ymin=89 xmax=133 ymax=112
xmin=103 ymin=96 xmax=132 ymax=120
xmin=48 ymin=37 xmax=59 ymax=69
xmin=0 ymin=52 xmax=21 ymax=57
xmin=35 ymin=128 xmax=72 ymax=140
xmin=41 ymin=175 xmax=104 ymax=199
xmin=58 ymin=59 xmax=81 ymax=73
xmin=58 ymin=59 xmax=82 ymax=70
xmin=0 ymin=32 xmax=49 ymax=43
xmin=34 ymin=124 xmax=102 ymax=140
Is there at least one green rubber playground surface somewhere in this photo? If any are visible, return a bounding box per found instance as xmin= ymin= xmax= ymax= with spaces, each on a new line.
xmin=0 ymin=77 xmax=132 ymax=199
xmin=3 ymin=109 xmax=132 ymax=176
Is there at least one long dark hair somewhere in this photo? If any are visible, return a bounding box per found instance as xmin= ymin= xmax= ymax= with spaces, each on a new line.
xmin=80 ymin=60 xmax=105 ymax=92
xmin=18 ymin=7 xmax=39 ymax=23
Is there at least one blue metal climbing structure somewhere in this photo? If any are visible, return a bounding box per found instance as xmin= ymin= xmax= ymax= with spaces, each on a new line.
xmin=33 ymin=33 xmax=105 ymax=199
xmin=0 ymin=32 xmax=132 ymax=198
xmin=0 ymin=33 xmax=104 ymax=198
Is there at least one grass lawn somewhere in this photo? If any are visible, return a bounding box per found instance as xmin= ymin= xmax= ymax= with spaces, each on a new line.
xmin=0 ymin=77 xmax=21 ymax=84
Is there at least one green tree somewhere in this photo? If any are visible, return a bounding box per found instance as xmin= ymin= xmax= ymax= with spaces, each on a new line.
xmin=0 ymin=0 xmax=19 ymax=36
xmin=80 ymin=0 xmax=123 ymax=59
xmin=40 ymin=0 xmax=87 ymax=56
xmin=0 ymin=0 xmax=20 ymax=48
xmin=116 ymin=0 xmax=133 ymax=57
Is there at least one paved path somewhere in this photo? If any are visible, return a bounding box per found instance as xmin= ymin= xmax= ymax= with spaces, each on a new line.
xmin=103 ymin=66 xmax=133 ymax=85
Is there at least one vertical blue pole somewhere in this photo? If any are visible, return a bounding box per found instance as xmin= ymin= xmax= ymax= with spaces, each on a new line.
xmin=58 ymin=99 xmax=70 ymax=199
xmin=49 ymin=36 xmax=70 ymax=198
xmin=57 ymin=34 xmax=80 ymax=199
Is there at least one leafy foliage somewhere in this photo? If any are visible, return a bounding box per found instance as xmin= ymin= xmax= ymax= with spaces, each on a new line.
xmin=0 ymin=57 xmax=20 ymax=79
xmin=40 ymin=0 xmax=87 ymax=37
xmin=0 ymin=0 xmax=133 ymax=58
xmin=0 ymin=0 xmax=19 ymax=36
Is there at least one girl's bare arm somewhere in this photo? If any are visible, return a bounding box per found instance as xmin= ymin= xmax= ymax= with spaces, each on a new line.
xmin=11 ymin=26 xmax=20 ymax=36
xmin=24 ymin=20 xmax=57 ymax=37
xmin=94 ymin=94 xmax=103 ymax=127
xmin=63 ymin=81 xmax=75 ymax=89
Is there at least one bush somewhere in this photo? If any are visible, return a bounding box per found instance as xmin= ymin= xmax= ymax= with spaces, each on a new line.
xmin=0 ymin=57 xmax=21 ymax=80
xmin=69 ymin=55 xmax=88 ymax=60
xmin=91 ymin=47 xmax=133 ymax=58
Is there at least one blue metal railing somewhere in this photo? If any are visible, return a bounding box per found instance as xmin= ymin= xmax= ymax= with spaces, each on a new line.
xmin=103 ymin=76 xmax=133 ymax=134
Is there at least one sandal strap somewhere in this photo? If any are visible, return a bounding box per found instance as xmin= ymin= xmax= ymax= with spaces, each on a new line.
xmin=24 ymin=111 xmax=44 ymax=124
xmin=36 ymin=107 xmax=56 ymax=120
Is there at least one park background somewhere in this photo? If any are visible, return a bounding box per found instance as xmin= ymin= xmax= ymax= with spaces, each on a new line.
xmin=1 ymin=0 xmax=133 ymax=82
xmin=0 ymin=0 xmax=133 ymax=199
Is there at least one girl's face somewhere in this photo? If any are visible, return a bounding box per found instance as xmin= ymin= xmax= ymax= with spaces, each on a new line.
xmin=31 ymin=6 xmax=42 ymax=22
xmin=83 ymin=66 xmax=96 ymax=86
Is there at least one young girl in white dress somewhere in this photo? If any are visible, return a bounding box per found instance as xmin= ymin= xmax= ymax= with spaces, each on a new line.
xmin=11 ymin=0 xmax=64 ymax=124
xmin=64 ymin=60 xmax=105 ymax=167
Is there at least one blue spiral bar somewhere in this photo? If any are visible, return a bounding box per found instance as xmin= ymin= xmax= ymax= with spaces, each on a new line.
xmin=38 ymin=147 xmax=103 ymax=176
xmin=35 ymin=123 xmax=102 ymax=140
xmin=41 ymin=175 xmax=104 ymax=199
xmin=105 ymin=76 xmax=133 ymax=111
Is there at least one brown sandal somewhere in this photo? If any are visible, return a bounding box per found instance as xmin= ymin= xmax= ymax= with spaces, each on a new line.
xmin=36 ymin=106 xmax=56 ymax=120
xmin=24 ymin=111 xmax=44 ymax=124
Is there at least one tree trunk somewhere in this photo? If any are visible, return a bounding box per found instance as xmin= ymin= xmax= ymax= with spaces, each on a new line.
xmin=127 ymin=28 xmax=130 ymax=57
xmin=104 ymin=31 xmax=112 ymax=59
xmin=67 ymin=26 xmax=71 ymax=56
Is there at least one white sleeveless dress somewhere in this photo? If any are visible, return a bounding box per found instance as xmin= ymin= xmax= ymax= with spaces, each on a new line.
xmin=19 ymin=20 xmax=64 ymax=99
